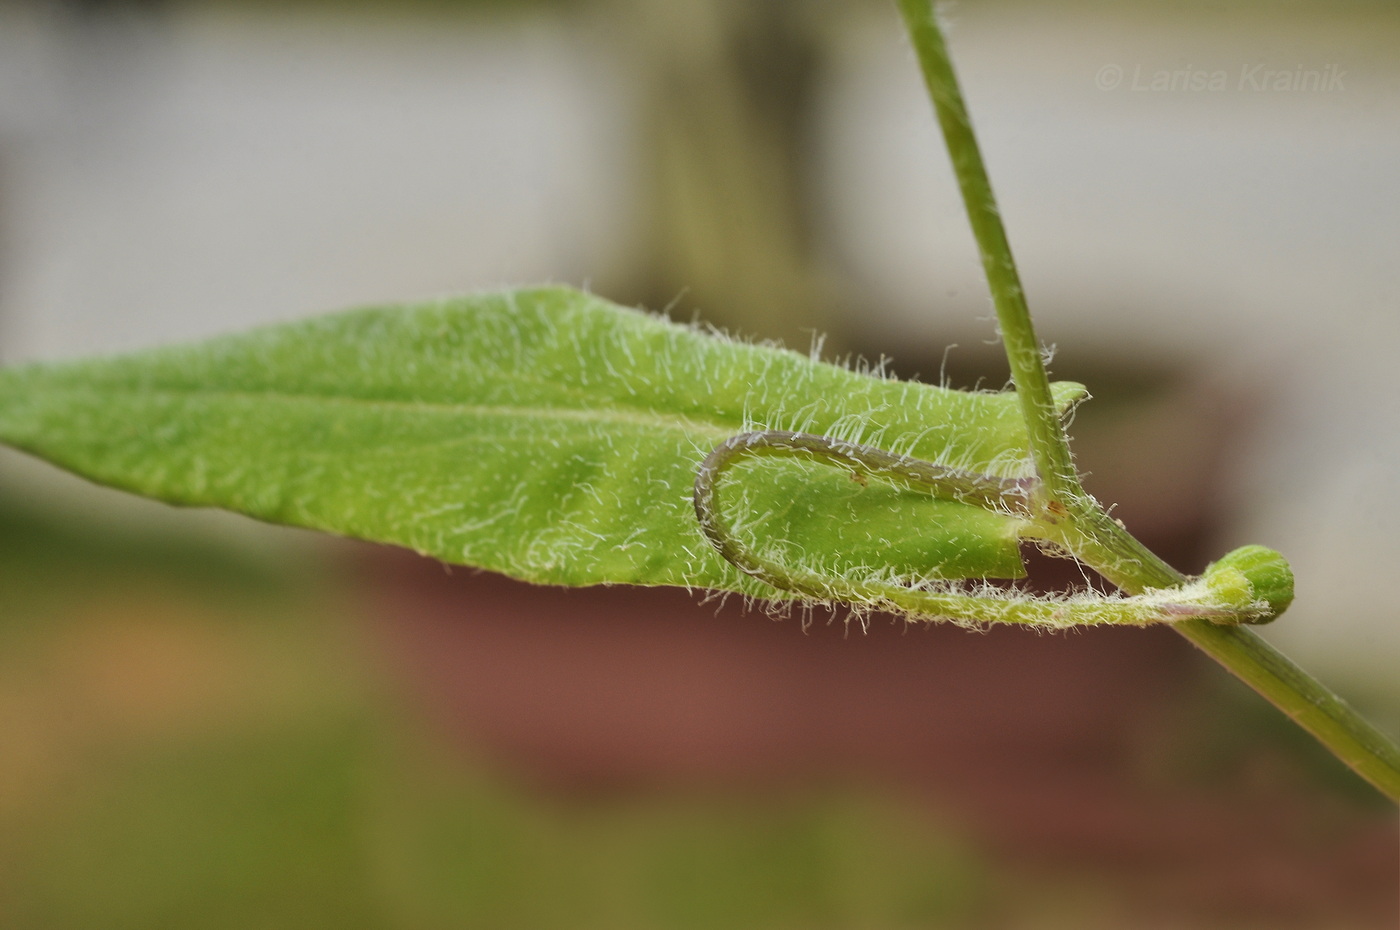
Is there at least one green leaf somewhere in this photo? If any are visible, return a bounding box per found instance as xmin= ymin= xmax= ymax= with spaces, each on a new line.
xmin=0 ymin=287 xmax=1084 ymax=597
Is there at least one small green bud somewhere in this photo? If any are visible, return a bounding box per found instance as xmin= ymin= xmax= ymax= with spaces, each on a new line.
xmin=1202 ymin=545 xmax=1295 ymax=625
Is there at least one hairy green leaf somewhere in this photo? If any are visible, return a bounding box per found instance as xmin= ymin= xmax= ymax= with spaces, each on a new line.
xmin=0 ymin=287 xmax=1085 ymax=596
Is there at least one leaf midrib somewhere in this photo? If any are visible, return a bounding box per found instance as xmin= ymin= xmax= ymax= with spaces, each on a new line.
xmin=25 ymin=381 xmax=739 ymax=445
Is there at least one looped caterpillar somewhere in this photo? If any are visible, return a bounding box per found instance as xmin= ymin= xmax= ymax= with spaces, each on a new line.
xmin=692 ymin=431 xmax=1287 ymax=628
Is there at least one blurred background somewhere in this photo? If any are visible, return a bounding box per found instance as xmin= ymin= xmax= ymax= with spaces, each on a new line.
xmin=0 ymin=0 xmax=1397 ymax=925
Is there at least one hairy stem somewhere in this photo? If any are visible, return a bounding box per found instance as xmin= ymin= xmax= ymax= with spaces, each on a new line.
xmin=894 ymin=0 xmax=1078 ymax=505
xmin=693 ymin=431 xmax=1264 ymax=628
xmin=895 ymin=0 xmax=1400 ymax=801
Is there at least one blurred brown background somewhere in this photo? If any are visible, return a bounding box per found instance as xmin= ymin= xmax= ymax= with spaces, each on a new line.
xmin=0 ymin=0 xmax=1396 ymax=926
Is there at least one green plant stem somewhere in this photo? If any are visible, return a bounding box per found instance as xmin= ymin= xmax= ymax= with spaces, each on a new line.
xmin=895 ymin=0 xmax=1400 ymax=801
xmin=894 ymin=0 xmax=1078 ymax=504
xmin=692 ymin=431 xmax=1268 ymax=627
xmin=1180 ymin=623 xmax=1400 ymax=799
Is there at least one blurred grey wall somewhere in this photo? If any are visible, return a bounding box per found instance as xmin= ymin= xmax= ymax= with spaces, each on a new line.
xmin=0 ymin=1 xmax=1397 ymax=699
xmin=0 ymin=3 xmax=633 ymax=358
xmin=817 ymin=6 xmax=1400 ymax=696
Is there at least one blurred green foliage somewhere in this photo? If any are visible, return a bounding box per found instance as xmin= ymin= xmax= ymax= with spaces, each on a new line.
xmin=0 ymin=483 xmax=993 ymax=929
xmin=0 ymin=469 xmax=1389 ymax=927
